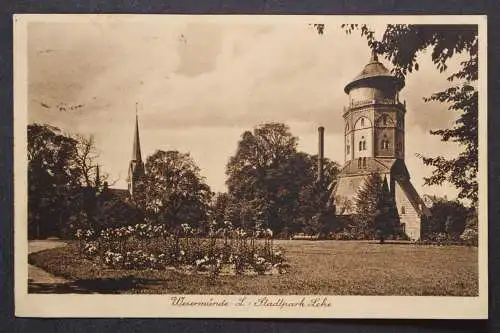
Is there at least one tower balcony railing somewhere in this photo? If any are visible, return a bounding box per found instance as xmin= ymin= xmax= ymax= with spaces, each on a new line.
xmin=343 ymin=98 xmax=406 ymax=114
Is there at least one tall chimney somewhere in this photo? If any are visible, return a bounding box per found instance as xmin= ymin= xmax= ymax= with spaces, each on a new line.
xmin=318 ymin=126 xmax=325 ymax=183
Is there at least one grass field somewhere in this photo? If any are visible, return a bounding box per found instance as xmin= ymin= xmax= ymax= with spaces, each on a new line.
xmin=28 ymin=240 xmax=478 ymax=295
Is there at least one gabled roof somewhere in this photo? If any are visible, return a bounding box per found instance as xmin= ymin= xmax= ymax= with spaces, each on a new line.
xmin=395 ymin=178 xmax=432 ymax=217
xmin=339 ymin=158 xmax=396 ymax=177
xmin=332 ymin=174 xmax=366 ymax=214
xmin=389 ymin=159 xmax=410 ymax=179
xmin=106 ymin=188 xmax=130 ymax=201
xmin=334 ymin=158 xmax=430 ymax=218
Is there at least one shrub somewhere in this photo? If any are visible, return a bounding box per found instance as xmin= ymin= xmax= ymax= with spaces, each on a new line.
xmin=460 ymin=228 xmax=478 ymax=246
xmin=419 ymin=231 xmax=478 ymax=246
xmin=330 ymin=231 xmax=355 ymax=240
xmin=427 ymin=232 xmax=450 ymax=243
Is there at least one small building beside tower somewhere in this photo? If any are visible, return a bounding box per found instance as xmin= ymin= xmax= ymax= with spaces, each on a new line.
xmin=331 ymin=51 xmax=431 ymax=241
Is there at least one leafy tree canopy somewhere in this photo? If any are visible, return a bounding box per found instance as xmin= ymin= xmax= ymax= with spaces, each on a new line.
xmin=226 ymin=123 xmax=339 ymax=235
xmin=143 ymin=150 xmax=213 ymax=228
xmin=28 ymin=123 xmax=108 ymax=238
xmin=427 ymin=198 xmax=472 ymax=238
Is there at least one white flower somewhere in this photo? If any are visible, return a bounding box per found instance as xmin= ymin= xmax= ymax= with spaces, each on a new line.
xmin=195 ymin=258 xmax=206 ymax=266
xmin=235 ymin=228 xmax=247 ymax=238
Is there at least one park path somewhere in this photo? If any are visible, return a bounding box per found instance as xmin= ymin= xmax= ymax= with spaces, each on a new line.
xmin=28 ymin=240 xmax=144 ymax=293
xmin=28 ymin=240 xmax=71 ymax=290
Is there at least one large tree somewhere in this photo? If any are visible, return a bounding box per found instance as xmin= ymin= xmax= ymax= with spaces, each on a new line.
xmin=314 ymin=24 xmax=478 ymax=204
xmin=294 ymin=153 xmax=340 ymax=235
xmin=354 ymin=172 xmax=399 ymax=242
xmin=226 ymin=123 xmax=339 ymax=235
xmin=211 ymin=192 xmax=230 ymax=227
xmin=28 ymin=124 xmax=80 ymax=238
xmin=425 ymin=198 xmax=471 ymax=240
xmin=28 ymin=124 xmax=107 ymax=238
xmin=143 ymin=150 xmax=213 ymax=229
xmin=226 ymin=123 xmax=298 ymax=233
xmin=72 ymin=135 xmax=111 ymax=231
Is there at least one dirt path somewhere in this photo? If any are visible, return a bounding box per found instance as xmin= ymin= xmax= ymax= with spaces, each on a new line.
xmin=27 ymin=240 xmax=144 ymax=294
xmin=28 ymin=239 xmax=67 ymax=255
xmin=28 ymin=240 xmax=79 ymax=293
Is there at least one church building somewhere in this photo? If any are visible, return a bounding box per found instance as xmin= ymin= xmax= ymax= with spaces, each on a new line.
xmin=333 ymin=52 xmax=431 ymax=241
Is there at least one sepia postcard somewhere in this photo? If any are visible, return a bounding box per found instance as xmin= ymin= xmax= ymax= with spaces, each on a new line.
xmin=14 ymin=14 xmax=488 ymax=318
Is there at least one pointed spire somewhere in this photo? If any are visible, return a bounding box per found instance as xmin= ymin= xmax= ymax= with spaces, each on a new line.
xmin=370 ymin=49 xmax=379 ymax=62
xmin=132 ymin=103 xmax=142 ymax=162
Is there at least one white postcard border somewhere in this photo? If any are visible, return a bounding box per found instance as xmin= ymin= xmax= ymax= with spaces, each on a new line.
xmin=14 ymin=14 xmax=488 ymax=319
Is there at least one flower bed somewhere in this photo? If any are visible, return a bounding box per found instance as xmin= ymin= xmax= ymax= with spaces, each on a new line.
xmin=75 ymin=222 xmax=289 ymax=277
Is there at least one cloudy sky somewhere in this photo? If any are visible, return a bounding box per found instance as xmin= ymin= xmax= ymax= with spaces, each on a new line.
xmin=27 ymin=16 xmax=467 ymax=199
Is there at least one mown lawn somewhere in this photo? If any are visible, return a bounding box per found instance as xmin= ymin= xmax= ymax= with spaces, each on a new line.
xmin=28 ymin=240 xmax=478 ymax=295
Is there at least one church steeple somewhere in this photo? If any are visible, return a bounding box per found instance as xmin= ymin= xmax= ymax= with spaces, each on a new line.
xmin=128 ymin=104 xmax=145 ymax=197
xmin=132 ymin=110 xmax=142 ymax=163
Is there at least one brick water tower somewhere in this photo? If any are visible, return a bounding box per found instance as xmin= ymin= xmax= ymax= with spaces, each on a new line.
xmin=332 ymin=51 xmax=430 ymax=241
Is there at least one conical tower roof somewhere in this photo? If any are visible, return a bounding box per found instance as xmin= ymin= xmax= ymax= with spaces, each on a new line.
xmin=131 ymin=113 xmax=142 ymax=162
xmin=344 ymin=51 xmax=404 ymax=93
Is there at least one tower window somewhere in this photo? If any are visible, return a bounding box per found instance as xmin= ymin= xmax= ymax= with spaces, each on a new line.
xmin=362 ymin=157 xmax=366 ymax=168
xmin=346 ymin=144 xmax=350 ymax=154
xmin=397 ymin=118 xmax=403 ymax=128
xmin=346 ymin=123 xmax=350 ymax=131
xmin=361 ymin=118 xmax=365 ymax=127
xmin=359 ymin=136 xmax=367 ymax=151
xmin=401 ymin=206 xmax=406 ymax=214
xmin=382 ymin=115 xmax=387 ymax=125
xmin=358 ymin=158 xmax=362 ymax=168
xmin=381 ymin=135 xmax=389 ymax=149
